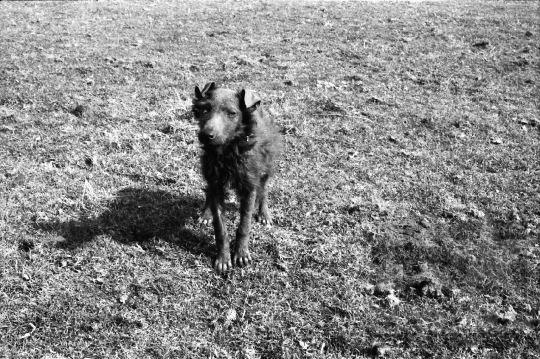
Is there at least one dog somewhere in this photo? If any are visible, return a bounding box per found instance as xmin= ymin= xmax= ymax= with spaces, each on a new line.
xmin=192 ymin=82 xmax=281 ymax=273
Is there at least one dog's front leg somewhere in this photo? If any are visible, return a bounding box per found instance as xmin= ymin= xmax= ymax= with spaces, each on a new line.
xmin=234 ymin=190 xmax=256 ymax=267
xmin=210 ymin=192 xmax=231 ymax=273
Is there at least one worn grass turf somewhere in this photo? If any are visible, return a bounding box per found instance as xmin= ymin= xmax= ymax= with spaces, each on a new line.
xmin=1 ymin=0 xmax=539 ymax=357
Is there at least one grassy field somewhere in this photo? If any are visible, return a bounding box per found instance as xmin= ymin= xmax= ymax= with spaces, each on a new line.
xmin=1 ymin=0 xmax=539 ymax=357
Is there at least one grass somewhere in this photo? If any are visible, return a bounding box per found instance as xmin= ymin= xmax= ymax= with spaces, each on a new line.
xmin=0 ymin=0 xmax=539 ymax=357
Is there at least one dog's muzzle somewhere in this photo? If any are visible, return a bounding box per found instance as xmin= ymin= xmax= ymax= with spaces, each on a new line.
xmin=198 ymin=130 xmax=218 ymax=145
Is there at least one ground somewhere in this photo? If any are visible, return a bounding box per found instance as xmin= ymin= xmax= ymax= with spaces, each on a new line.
xmin=0 ymin=0 xmax=539 ymax=358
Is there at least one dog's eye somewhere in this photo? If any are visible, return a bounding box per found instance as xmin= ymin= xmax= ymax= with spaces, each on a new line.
xmin=227 ymin=111 xmax=237 ymax=117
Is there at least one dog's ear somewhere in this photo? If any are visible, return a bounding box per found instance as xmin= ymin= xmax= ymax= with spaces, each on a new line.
xmin=240 ymin=89 xmax=261 ymax=112
xmin=195 ymin=82 xmax=216 ymax=99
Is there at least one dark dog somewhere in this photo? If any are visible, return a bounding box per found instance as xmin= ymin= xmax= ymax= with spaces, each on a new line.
xmin=192 ymin=82 xmax=281 ymax=273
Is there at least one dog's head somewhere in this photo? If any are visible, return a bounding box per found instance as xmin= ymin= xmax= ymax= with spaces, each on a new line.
xmin=193 ymin=82 xmax=261 ymax=148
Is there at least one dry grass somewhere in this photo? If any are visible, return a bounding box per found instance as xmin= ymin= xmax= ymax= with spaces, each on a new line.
xmin=1 ymin=0 xmax=539 ymax=358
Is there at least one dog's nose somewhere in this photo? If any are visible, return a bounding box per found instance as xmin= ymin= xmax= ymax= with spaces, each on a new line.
xmin=199 ymin=130 xmax=216 ymax=143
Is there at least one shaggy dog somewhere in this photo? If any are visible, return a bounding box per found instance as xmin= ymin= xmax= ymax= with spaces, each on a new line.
xmin=193 ymin=82 xmax=281 ymax=273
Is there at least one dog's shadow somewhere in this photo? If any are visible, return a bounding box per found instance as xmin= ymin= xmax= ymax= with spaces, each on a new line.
xmin=37 ymin=187 xmax=213 ymax=257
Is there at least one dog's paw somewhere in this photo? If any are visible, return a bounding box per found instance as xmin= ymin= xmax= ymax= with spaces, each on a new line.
xmin=213 ymin=252 xmax=232 ymax=274
xmin=197 ymin=207 xmax=213 ymax=226
xmin=256 ymin=210 xmax=273 ymax=227
xmin=233 ymin=247 xmax=252 ymax=268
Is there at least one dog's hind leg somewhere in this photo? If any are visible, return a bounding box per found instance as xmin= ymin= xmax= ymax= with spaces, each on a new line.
xmin=209 ymin=189 xmax=232 ymax=273
xmin=255 ymin=174 xmax=272 ymax=226
xmin=233 ymin=190 xmax=256 ymax=267
xmin=197 ymin=194 xmax=213 ymax=226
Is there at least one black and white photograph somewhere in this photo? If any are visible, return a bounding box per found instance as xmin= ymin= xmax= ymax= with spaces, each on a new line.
xmin=0 ymin=0 xmax=538 ymax=357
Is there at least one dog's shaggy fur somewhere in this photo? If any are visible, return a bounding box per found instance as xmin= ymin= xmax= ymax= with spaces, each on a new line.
xmin=192 ymin=82 xmax=281 ymax=273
